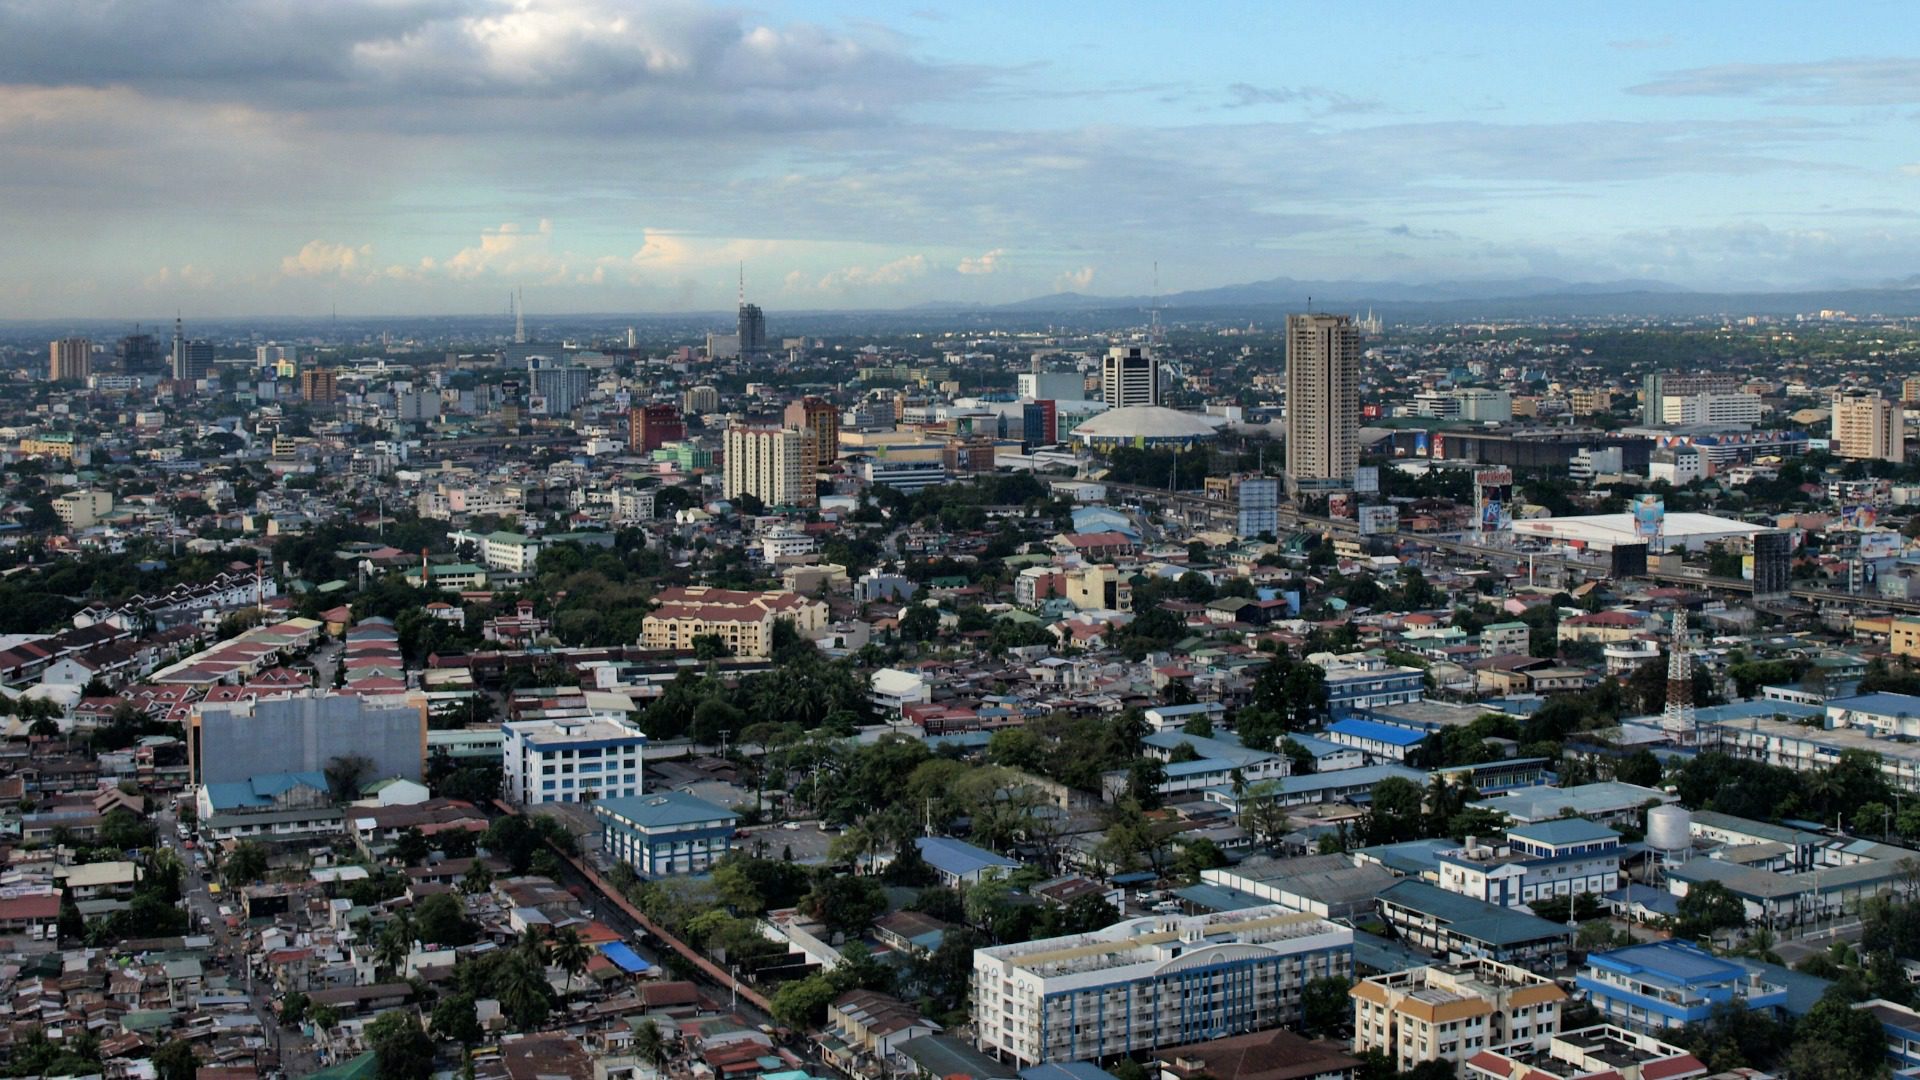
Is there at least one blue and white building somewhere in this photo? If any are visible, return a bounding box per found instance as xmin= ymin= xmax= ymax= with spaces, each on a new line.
xmin=595 ymin=791 xmax=738 ymax=876
xmin=1316 ymin=656 xmax=1426 ymax=716
xmin=1436 ymin=819 xmax=1623 ymax=909
xmin=1325 ymin=718 xmax=1430 ymax=763
xmin=503 ymin=716 xmax=647 ymax=806
xmin=1578 ymin=941 xmax=1787 ymax=1032
xmin=970 ymin=906 xmax=1353 ymax=1067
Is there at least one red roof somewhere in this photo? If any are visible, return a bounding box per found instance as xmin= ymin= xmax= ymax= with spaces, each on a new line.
xmin=1464 ymin=1052 xmax=1512 ymax=1078
xmin=1641 ymin=1056 xmax=1706 ymax=1080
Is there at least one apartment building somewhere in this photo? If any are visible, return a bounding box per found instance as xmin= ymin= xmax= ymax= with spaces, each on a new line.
xmin=502 ymin=716 xmax=647 ymax=806
xmin=1435 ymin=819 xmax=1623 ymax=909
xmin=639 ymin=585 xmax=828 ymax=658
xmin=971 ymin=907 xmax=1353 ymax=1067
xmin=1351 ymin=959 xmax=1567 ymax=1075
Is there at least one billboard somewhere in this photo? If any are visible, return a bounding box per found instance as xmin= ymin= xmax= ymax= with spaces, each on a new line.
xmin=1474 ymin=468 xmax=1513 ymax=533
xmin=1328 ymin=492 xmax=1355 ymax=519
xmin=1632 ymin=495 xmax=1665 ymax=544
xmin=1354 ymin=466 xmax=1380 ymax=495
xmin=1415 ymin=431 xmax=1430 ymax=457
xmin=1431 ymin=433 xmax=1447 ymax=460
xmin=1357 ymin=504 xmax=1400 ymax=536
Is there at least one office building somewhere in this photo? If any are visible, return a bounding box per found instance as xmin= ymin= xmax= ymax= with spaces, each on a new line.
xmin=1101 ymin=346 xmax=1160 ymax=408
xmin=1022 ymin=399 xmax=1059 ymax=447
xmin=1641 ymin=372 xmax=1740 ymax=426
xmin=52 ymin=489 xmax=113 ymax=531
xmin=1285 ymin=314 xmax=1359 ymax=496
xmin=115 ymin=330 xmax=162 ymax=373
xmin=527 ymin=356 xmax=589 ymax=416
xmin=784 ymin=395 xmax=840 ymax=476
xmin=48 ymin=338 xmax=91 ymax=382
xmin=1577 ymin=941 xmax=1786 ymax=1032
xmin=683 ymin=384 xmax=720 ymax=415
xmin=502 ymin=716 xmax=647 ymax=805
xmin=1237 ymin=476 xmax=1279 ymax=538
xmin=299 ymin=367 xmax=339 ymax=405
xmin=725 ymin=424 xmax=810 ymax=507
xmin=1019 ymin=371 xmax=1087 ymax=402
xmin=1833 ymin=391 xmax=1904 ymax=463
xmin=189 ymin=691 xmax=427 ymax=787
xmin=1435 ymin=819 xmax=1623 ymax=909
xmin=1351 ymin=959 xmax=1567 ymax=1074
xmin=971 ymin=907 xmax=1354 ymax=1067
xmin=397 ymin=388 xmax=440 ymax=422
xmin=170 ymin=319 xmax=214 ymax=382
xmin=1374 ymin=881 xmax=1574 ymax=968
xmin=596 ymin=791 xmax=738 ymax=876
xmin=629 ymin=403 xmax=686 ymax=454
xmin=640 ymin=585 xmax=828 ymax=658
xmin=1660 ymin=391 xmax=1762 ymax=427
xmin=738 ymin=302 xmax=767 ymax=356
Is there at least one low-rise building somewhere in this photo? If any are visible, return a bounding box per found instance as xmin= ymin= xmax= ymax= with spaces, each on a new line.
xmin=1351 ymin=959 xmax=1567 ymax=1074
xmin=1375 ymin=880 xmax=1574 ymax=969
xmin=639 ymin=585 xmax=828 ymax=658
xmin=1459 ymin=1025 xmax=1707 ymax=1080
xmin=1576 ymin=941 xmax=1786 ymax=1033
xmin=1435 ymin=819 xmax=1622 ymax=909
xmin=595 ymin=791 xmax=738 ymax=876
xmin=502 ymin=716 xmax=647 ymax=806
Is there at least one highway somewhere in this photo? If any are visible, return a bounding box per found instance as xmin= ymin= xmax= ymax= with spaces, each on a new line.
xmin=1098 ymin=479 xmax=1920 ymax=614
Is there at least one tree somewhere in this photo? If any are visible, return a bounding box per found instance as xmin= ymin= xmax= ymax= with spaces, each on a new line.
xmin=324 ymin=753 xmax=376 ymax=801
xmin=1300 ymin=975 xmax=1354 ymax=1038
xmin=1364 ymin=777 xmax=1426 ymax=845
xmin=280 ymin=990 xmax=310 ymax=1026
xmin=391 ymin=827 xmax=430 ymax=867
xmin=550 ymin=925 xmax=592 ymax=995
xmin=1615 ymin=749 xmax=1663 ymax=788
xmin=802 ymin=874 xmax=887 ymax=936
xmin=415 ymin=892 xmax=475 ymax=947
xmin=634 ymin=1019 xmax=668 ymax=1068
xmin=899 ymin=603 xmax=942 ymax=642
xmin=431 ymin=992 xmax=483 ymax=1048
xmin=1676 ymin=880 xmax=1748 ymax=939
xmin=459 ymin=861 xmax=495 ymax=896
xmin=367 ymin=1010 xmax=435 ymax=1080
xmin=1794 ymin=991 xmax=1889 ymax=1075
xmin=771 ymin=971 xmax=841 ymax=1027
xmin=375 ymin=921 xmax=414 ymax=979
xmin=1172 ymin=838 xmax=1229 ymax=883
xmin=224 ymin=841 xmax=268 ymax=886
xmin=152 ymin=1038 xmax=198 ymax=1080
xmin=495 ymin=951 xmax=553 ymax=1029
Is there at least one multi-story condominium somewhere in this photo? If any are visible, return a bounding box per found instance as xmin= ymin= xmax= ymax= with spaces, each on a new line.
xmin=1479 ymin=622 xmax=1530 ymax=658
xmin=784 ymin=395 xmax=840 ymax=475
xmin=725 ymin=424 xmax=810 ymax=507
xmin=1101 ymin=346 xmax=1159 ymax=408
xmin=1237 ymin=476 xmax=1279 ymax=538
xmin=1284 ymin=313 xmax=1359 ymax=495
xmin=1833 ymin=390 xmax=1904 ymax=463
xmin=49 ymin=337 xmax=91 ymax=382
xmin=1435 ymin=819 xmax=1623 ymax=909
xmin=639 ymin=586 xmax=828 ymax=658
xmin=502 ymin=716 xmax=647 ymax=806
xmin=416 ymin=483 xmax=525 ymax=521
xmin=971 ymin=906 xmax=1353 ymax=1067
xmin=1660 ymin=390 xmax=1761 ymax=427
xmin=1579 ymin=942 xmax=1786 ymax=1033
xmin=449 ymin=529 xmax=544 ymax=572
xmin=1351 ymin=959 xmax=1567 ymax=1075
xmin=596 ymin=791 xmax=737 ymax=876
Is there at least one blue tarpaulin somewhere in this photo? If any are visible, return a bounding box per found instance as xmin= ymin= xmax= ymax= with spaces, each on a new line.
xmin=598 ymin=942 xmax=651 ymax=973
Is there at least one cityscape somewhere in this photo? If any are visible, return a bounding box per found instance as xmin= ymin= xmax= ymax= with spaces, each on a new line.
xmin=8 ymin=5 xmax=1920 ymax=1080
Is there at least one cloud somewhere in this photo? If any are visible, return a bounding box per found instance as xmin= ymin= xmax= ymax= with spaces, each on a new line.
xmin=281 ymin=241 xmax=373 ymax=278
xmin=957 ymin=248 xmax=1006 ymax=274
xmin=142 ymin=265 xmax=217 ymax=290
xmin=1224 ymin=83 xmax=1381 ymax=113
xmin=812 ymin=255 xmax=928 ymax=291
xmin=1628 ymin=56 xmax=1920 ymax=105
xmin=1052 ymin=266 xmax=1095 ymax=292
xmin=444 ymin=220 xmax=563 ymax=281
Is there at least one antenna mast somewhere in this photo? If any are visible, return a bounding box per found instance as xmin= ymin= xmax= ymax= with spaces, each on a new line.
xmin=513 ymin=286 xmax=526 ymax=344
xmin=1662 ymin=610 xmax=1696 ymax=743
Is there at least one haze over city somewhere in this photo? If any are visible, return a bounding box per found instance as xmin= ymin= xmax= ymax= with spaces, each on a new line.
xmin=6 ymin=0 xmax=1920 ymax=317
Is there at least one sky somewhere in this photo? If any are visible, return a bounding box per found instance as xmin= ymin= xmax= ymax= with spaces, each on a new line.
xmin=3 ymin=0 xmax=1920 ymax=318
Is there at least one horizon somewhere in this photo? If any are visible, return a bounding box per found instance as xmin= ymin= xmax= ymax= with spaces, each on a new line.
xmin=5 ymin=2 xmax=1920 ymax=319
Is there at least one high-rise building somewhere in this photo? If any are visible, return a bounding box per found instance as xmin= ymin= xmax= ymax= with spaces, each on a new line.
xmin=629 ymin=403 xmax=686 ymax=454
xmin=1752 ymin=530 xmax=1792 ymax=600
xmin=1237 ymin=476 xmax=1279 ymax=538
xmin=1101 ymin=346 xmax=1160 ymax=408
xmin=115 ymin=329 xmax=162 ymax=373
xmin=1284 ymin=313 xmax=1360 ymax=496
xmin=783 ymin=396 xmax=839 ymax=477
xmin=1022 ymin=400 xmax=1059 ymax=448
xmin=48 ymin=337 xmax=91 ymax=382
xmin=170 ymin=318 xmax=214 ymax=383
xmin=683 ymin=385 xmax=720 ymax=415
xmin=1904 ymin=376 xmax=1920 ymax=406
xmin=1642 ymin=372 xmax=1740 ymax=426
xmin=724 ymin=425 xmax=809 ymax=507
xmin=1833 ymin=390 xmax=1904 ymax=462
xmin=1660 ymin=391 xmax=1762 ymax=427
xmin=1019 ymin=371 xmax=1087 ymax=402
xmin=738 ymin=302 xmax=767 ymax=357
xmin=299 ymin=367 xmax=339 ymax=405
xmin=971 ymin=907 xmax=1354 ymax=1067
xmin=527 ymin=356 xmax=589 ymax=416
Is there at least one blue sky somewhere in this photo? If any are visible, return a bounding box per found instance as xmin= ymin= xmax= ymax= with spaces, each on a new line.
xmin=1 ymin=0 xmax=1917 ymax=317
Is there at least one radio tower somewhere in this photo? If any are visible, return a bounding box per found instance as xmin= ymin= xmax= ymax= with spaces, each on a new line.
xmin=513 ymin=286 xmax=526 ymax=344
xmin=1148 ymin=261 xmax=1166 ymax=344
xmin=1662 ymin=610 xmax=1696 ymax=743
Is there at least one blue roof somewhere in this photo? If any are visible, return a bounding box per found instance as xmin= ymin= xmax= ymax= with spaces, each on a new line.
xmin=916 ymin=836 xmax=1019 ymax=877
xmin=1588 ymin=941 xmax=1743 ymax=987
xmin=1379 ymin=880 xmax=1573 ymax=947
xmin=594 ymin=791 xmax=738 ymax=830
xmin=598 ymin=942 xmax=651 ymax=973
xmin=1143 ymin=731 xmax=1275 ymax=767
xmin=1693 ymin=700 xmax=1822 ymax=724
xmin=1605 ymin=884 xmax=1680 ymax=917
xmin=1327 ymin=718 xmax=1431 ymax=747
xmin=1171 ymin=883 xmax=1267 ymax=913
xmin=1830 ymin=692 xmax=1920 ymax=716
xmin=203 ymin=771 xmax=329 ymax=811
xmin=1280 ymin=733 xmax=1351 ymax=759
xmin=1356 ymin=838 xmax=1458 ymax=877
xmin=1022 ymin=1064 xmax=1119 ymax=1080
xmin=1509 ymin=818 xmax=1620 ymax=846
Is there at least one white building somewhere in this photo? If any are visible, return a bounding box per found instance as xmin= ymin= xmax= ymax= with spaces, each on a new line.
xmin=971 ymin=907 xmax=1353 ymax=1067
xmin=1661 ymin=391 xmax=1762 ymax=427
xmin=725 ymin=425 xmax=810 ymax=507
xmin=1018 ymin=371 xmax=1088 ymax=402
xmin=1101 ymin=346 xmax=1160 ymax=408
xmin=1436 ymin=819 xmax=1623 ymax=909
xmin=1648 ymin=446 xmax=1704 ymax=487
xmin=450 ymin=529 xmax=544 ymax=573
xmin=502 ymin=716 xmax=647 ymax=806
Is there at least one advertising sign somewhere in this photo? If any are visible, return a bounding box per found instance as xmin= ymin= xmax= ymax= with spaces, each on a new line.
xmin=1632 ymin=495 xmax=1665 ymax=543
xmin=1357 ymin=504 xmax=1400 ymax=536
xmin=1474 ymin=468 xmax=1513 ymax=533
xmin=1328 ymin=492 xmax=1355 ymax=519
xmin=1354 ymin=466 xmax=1380 ymax=495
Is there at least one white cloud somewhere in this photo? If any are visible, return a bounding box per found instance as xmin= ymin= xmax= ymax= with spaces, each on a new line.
xmin=1052 ymin=266 xmax=1095 ymax=292
xmin=812 ymin=255 xmax=928 ymax=291
xmin=281 ymin=240 xmax=373 ymax=278
xmin=444 ymin=219 xmax=563 ymax=281
xmin=957 ymin=248 xmax=1006 ymax=275
xmin=142 ymin=265 xmax=217 ymax=290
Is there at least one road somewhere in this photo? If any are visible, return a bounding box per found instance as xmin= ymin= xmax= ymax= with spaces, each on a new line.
xmin=157 ymin=806 xmax=317 ymax=1079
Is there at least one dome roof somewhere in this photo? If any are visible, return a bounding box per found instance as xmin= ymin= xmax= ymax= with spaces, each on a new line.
xmin=1070 ymin=405 xmax=1221 ymax=440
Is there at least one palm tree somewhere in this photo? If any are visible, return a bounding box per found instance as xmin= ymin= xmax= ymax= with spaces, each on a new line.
xmin=518 ymin=925 xmax=551 ymax=967
xmin=459 ymin=861 xmax=495 ymax=896
xmin=634 ymin=1019 xmax=667 ymax=1069
xmin=495 ymin=952 xmax=551 ymax=1030
xmin=829 ymin=823 xmax=878 ymax=874
xmin=549 ymin=926 xmax=591 ymax=996
xmin=374 ymin=924 xmax=411 ymax=979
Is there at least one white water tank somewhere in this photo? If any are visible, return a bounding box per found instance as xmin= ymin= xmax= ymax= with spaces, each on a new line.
xmin=1648 ymin=803 xmax=1691 ymax=854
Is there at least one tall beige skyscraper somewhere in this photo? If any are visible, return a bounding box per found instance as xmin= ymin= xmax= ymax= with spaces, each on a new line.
xmin=1284 ymin=313 xmax=1359 ymax=496
xmin=1833 ymin=391 xmax=1904 ymax=463
xmin=724 ymin=425 xmax=810 ymax=507
xmin=49 ymin=337 xmax=92 ymax=382
xmin=1101 ymin=345 xmax=1159 ymax=407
